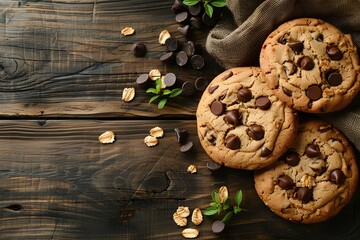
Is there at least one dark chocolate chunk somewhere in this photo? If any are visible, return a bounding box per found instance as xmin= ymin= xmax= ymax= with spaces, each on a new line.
xmin=330 ymin=169 xmax=345 ymax=185
xmin=278 ymin=35 xmax=287 ymax=44
xmin=132 ymin=42 xmax=147 ymax=57
xmin=305 ymin=144 xmax=321 ymax=158
xmin=194 ymin=77 xmax=209 ymax=92
xmin=295 ymin=187 xmax=312 ymax=203
xmin=206 ymin=161 xmax=222 ymax=172
xmin=178 ymin=25 xmax=190 ymax=36
xmin=208 ymin=85 xmax=219 ymax=94
xmin=288 ymin=41 xmax=303 ymax=54
xmin=180 ymin=141 xmax=193 ymax=153
xmin=277 ymin=175 xmax=293 ymax=190
xmin=284 ymin=150 xmax=300 ymax=166
xmin=212 ymin=220 xmax=225 ymax=234
xmin=163 ymin=73 xmax=176 ymax=87
xmin=188 ymin=3 xmax=202 ymax=16
xmin=225 ymin=110 xmax=241 ymax=126
xmin=237 ymin=88 xmax=252 ymax=102
xmin=247 ymin=124 xmax=265 ymax=140
xmin=165 ymin=37 xmax=179 ymax=52
xmin=255 ymin=96 xmax=271 ymax=110
xmin=225 ymin=134 xmax=240 ymax=150
xmin=221 ymin=71 xmax=233 ymax=81
xmin=175 ymin=11 xmax=189 ymax=24
xmin=183 ymin=41 xmax=196 ymax=57
xmin=210 ymin=100 xmax=225 ymax=116
xmin=327 ymin=45 xmax=343 ymax=61
xmin=299 ymin=56 xmax=314 ymax=70
xmin=306 ymin=85 xmax=322 ymax=101
xmin=160 ymin=52 xmax=174 ymax=62
xmin=176 ymin=51 xmax=188 ymax=66
xmin=260 ymin=146 xmax=272 ymax=157
xmin=136 ymin=73 xmax=150 ymax=85
xmin=316 ymin=34 xmax=324 ymax=42
xmin=190 ymin=54 xmax=205 ymax=70
xmin=190 ymin=17 xmax=202 ymax=29
xmin=282 ymin=86 xmax=292 ymax=96
xmin=327 ymin=71 xmax=342 ymax=86
xmin=181 ymin=81 xmax=196 ymax=96
xmin=174 ymin=128 xmax=188 ymax=144
xmin=171 ymin=0 xmax=186 ymax=13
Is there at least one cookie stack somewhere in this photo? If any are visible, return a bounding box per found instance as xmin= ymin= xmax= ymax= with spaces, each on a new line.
xmin=196 ymin=18 xmax=359 ymax=223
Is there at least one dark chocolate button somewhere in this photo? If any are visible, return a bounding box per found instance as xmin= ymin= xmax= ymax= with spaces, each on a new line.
xmin=175 ymin=11 xmax=189 ymax=24
xmin=171 ymin=0 xmax=186 ymax=13
xmin=288 ymin=41 xmax=303 ymax=54
xmin=206 ymin=161 xmax=222 ymax=172
xmin=183 ymin=41 xmax=195 ymax=57
xmin=160 ymin=52 xmax=174 ymax=62
xmin=247 ymin=124 xmax=265 ymax=140
xmin=210 ymin=100 xmax=225 ymax=116
xmin=194 ymin=77 xmax=209 ymax=92
xmin=225 ymin=135 xmax=240 ymax=150
xmin=327 ymin=46 xmax=343 ymax=61
xmin=181 ymin=81 xmax=196 ymax=96
xmin=180 ymin=141 xmax=193 ymax=153
xmin=225 ymin=110 xmax=241 ymax=126
xmin=255 ymin=96 xmax=271 ymax=110
xmin=176 ymin=51 xmax=188 ymax=66
xmin=278 ymin=35 xmax=287 ymax=44
xmin=330 ymin=169 xmax=345 ymax=185
xmin=190 ymin=17 xmax=202 ymax=30
xmin=178 ymin=25 xmax=190 ymax=36
xmin=202 ymin=12 xmax=217 ymax=27
xmin=306 ymin=85 xmax=322 ymax=101
xmin=208 ymin=85 xmax=219 ymax=94
xmin=277 ymin=175 xmax=293 ymax=190
xmin=295 ymin=187 xmax=312 ymax=203
xmin=222 ymin=71 xmax=233 ymax=81
xmin=284 ymin=151 xmax=300 ymax=166
xmin=190 ymin=54 xmax=205 ymax=70
xmin=136 ymin=74 xmax=149 ymax=85
xmin=212 ymin=220 xmax=225 ymax=234
xmin=282 ymin=86 xmax=292 ymax=96
xmin=327 ymin=72 xmax=342 ymax=86
xmin=305 ymin=144 xmax=321 ymax=158
xmin=132 ymin=42 xmax=147 ymax=57
xmin=300 ymin=56 xmax=314 ymax=70
xmin=174 ymin=128 xmax=188 ymax=144
xmin=165 ymin=37 xmax=179 ymax=52
xmin=163 ymin=73 xmax=176 ymax=87
xmin=260 ymin=146 xmax=272 ymax=157
xmin=188 ymin=3 xmax=202 ymax=16
xmin=237 ymin=88 xmax=252 ymax=102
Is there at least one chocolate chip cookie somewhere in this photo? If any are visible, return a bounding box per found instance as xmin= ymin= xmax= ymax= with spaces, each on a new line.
xmin=254 ymin=118 xmax=359 ymax=223
xmin=260 ymin=18 xmax=360 ymax=113
xmin=196 ymin=67 xmax=298 ymax=170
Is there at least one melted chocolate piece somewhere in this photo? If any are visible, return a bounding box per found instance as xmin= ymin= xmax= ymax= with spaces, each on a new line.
xmin=330 ymin=169 xmax=345 ymax=185
xmin=224 ymin=134 xmax=240 ymax=150
xmin=208 ymin=85 xmax=219 ymax=94
xmin=284 ymin=150 xmax=300 ymax=166
xmin=299 ymin=56 xmax=314 ymax=70
xmin=260 ymin=146 xmax=272 ymax=157
xmin=306 ymin=85 xmax=322 ymax=101
xmin=305 ymin=144 xmax=321 ymax=158
xmin=288 ymin=41 xmax=303 ymax=54
xmin=282 ymin=86 xmax=292 ymax=96
xmin=277 ymin=175 xmax=293 ymax=190
xmin=210 ymin=100 xmax=225 ymax=116
xmin=247 ymin=124 xmax=265 ymax=140
xmin=327 ymin=71 xmax=342 ymax=86
xmin=295 ymin=187 xmax=313 ymax=203
xmin=237 ymin=88 xmax=252 ymax=102
xmin=225 ymin=110 xmax=241 ymax=126
xmin=256 ymin=96 xmax=271 ymax=110
xmin=327 ymin=45 xmax=343 ymax=60
xmin=222 ymin=71 xmax=233 ymax=81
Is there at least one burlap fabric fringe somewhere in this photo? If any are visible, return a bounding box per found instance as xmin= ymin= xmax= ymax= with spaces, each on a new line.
xmin=206 ymin=0 xmax=360 ymax=150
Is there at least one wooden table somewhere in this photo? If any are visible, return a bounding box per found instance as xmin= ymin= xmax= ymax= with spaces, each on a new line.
xmin=0 ymin=1 xmax=359 ymax=239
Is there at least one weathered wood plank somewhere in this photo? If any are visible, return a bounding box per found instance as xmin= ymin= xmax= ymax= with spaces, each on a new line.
xmin=0 ymin=120 xmax=359 ymax=239
xmin=0 ymin=0 xmax=223 ymax=118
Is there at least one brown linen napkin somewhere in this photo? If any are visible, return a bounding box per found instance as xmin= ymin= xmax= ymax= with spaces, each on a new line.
xmin=206 ymin=0 xmax=360 ymax=150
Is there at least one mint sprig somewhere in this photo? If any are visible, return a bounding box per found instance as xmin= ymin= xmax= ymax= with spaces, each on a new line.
xmin=182 ymin=0 xmax=227 ymax=18
xmin=146 ymin=77 xmax=182 ymax=109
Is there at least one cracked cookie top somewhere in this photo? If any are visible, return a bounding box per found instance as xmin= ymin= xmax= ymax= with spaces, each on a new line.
xmin=196 ymin=67 xmax=298 ymax=170
xmin=260 ymin=18 xmax=360 ymax=113
xmin=254 ymin=118 xmax=359 ymax=224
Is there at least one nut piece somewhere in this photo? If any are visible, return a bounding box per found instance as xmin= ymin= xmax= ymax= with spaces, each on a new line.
xmin=300 ymin=175 xmax=316 ymax=189
xmin=173 ymin=212 xmax=187 ymax=227
xmin=182 ymin=228 xmax=199 ymax=239
xmin=122 ymin=87 xmax=135 ymax=102
xmin=149 ymin=69 xmax=161 ymax=81
xmin=121 ymin=27 xmax=135 ymax=36
xmin=218 ymin=186 xmax=229 ymax=203
xmin=149 ymin=126 xmax=164 ymax=138
xmin=191 ymin=208 xmax=203 ymax=225
xmin=159 ymin=30 xmax=171 ymax=45
xmin=144 ymin=135 xmax=158 ymax=147
xmin=187 ymin=165 xmax=197 ymax=174
xmin=98 ymin=131 xmax=115 ymax=144
xmin=176 ymin=206 xmax=190 ymax=218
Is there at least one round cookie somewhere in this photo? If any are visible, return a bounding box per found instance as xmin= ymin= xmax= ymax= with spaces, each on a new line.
xmin=196 ymin=67 xmax=298 ymax=170
xmin=254 ymin=118 xmax=359 ymax=224
xmin=260 ymin=18 xmax=360 ymax=113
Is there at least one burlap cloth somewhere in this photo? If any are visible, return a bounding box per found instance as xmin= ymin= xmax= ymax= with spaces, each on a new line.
xmin=206 ymin=0 xmax=360 ymax=150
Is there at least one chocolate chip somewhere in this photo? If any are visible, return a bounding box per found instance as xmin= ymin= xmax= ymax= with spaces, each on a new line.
xmin=194 ymin=77 xmax=209 ymax=92
xmin=175 ymin=11 xmax=189 ymax=24
xmin=282 ymin=86 xmax=292 ymax=96
xmin=180 ymin=141 xmax=193 ymax=153
xmin=183 ymin=41 xmax=196 ymax=57
xmin=174 ymin=128 xmax=188 ymax=144
xmin=295 ymin=187 xmax=312 ymax=203
xmin=330 ymin=169 xmax=345 ymax=185
xmin=237 ymin=88 xmax=252 ymax=102
xmin=171 ymin=0 xmax=186 ymax=13
xmin=188 ymin=3 xmax=202 ymax=16
xmin=165 ymin=37 xmax=179 ymax=52
xmin=316 ymin=34 xmax=324 ymax=41
xmin=208 ymin=85 xmax=219 ymax=94
xmin=212 ymin=220 xmax=225 ymax=234
xmin=221 ymin=71 xmax=233 ymax=81
xmin=284 ymin=150 xmax=300 ymax=166
xmin=160 ymin=52 xmax=174 ymax=62
xmin=178 ymin=25 xmax=190 ymax=36
xmin=225 ymin=134 xmax=240 ymax=150
xmin=136 ymin=73 xmax=150 ymax=85
xmin=206 ymin=161 xmax=222 ymax=172
xmin=327 ymin=45 xmax=343 ymax=61
xmin=327 ymin=71 xmax=342 ymax=86
xmin=210 ymin=100 xmax=225 ymax=116
xmin=260 ymin=146 xmax=272 ymax=157
xmin=306 ymin=85 xmax=322 ymax=101
xmin=163 ymin=73 xmax=176 ymax=87
xmin=255 ymin=96 xmax=271 ymax=110
xmin=190 ymin=17 xmax=202 ymax=29
xmin=247 ymin=124 xmax=265 ymax=140
xmin=278 ymin=35 xmax=287 ymax=44
xmin=190 ymin=54 xmax=205 ymax=70
xmin=225 ymin=110 xmax=241 ymax=126
xmin=305 ymin=144 xmax=321 ymax=158
xmin=202 ymin=12 xmax=217 ymax=27
xmin=176 ymin=51 xmax=188 ymax=66
xmin=299 ymin=56 xmax=314 ymax=70
xmin=181 ymin=81 xmax=196 ymax=96
xmin=288 ymin=41 xmax=303 ymax=54
xmin=277 ymin=175 xmax=293 ymax=190
xmin=132 ymin=42 xmax=147 ymax=57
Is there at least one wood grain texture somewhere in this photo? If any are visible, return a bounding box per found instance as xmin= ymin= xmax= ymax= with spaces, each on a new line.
xmin=0 ymin=120 xmax=359 ymax=239
xmin=0 ymin=0 xmax=223 ymax=118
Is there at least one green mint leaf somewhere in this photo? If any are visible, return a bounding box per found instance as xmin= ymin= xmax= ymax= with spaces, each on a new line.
xmin=210 ymin=202 xmax=217 ymax=207
xmin=223 ymin=204 xmax=230 ymax=211
xmin=222 ymin=211 xmax=233 ymax=223
xmin=163 ymin=89 xmax=172 ymax=95
xmin=213 ymin=191 xmax=221 ymax=204
xmin=183 ymin=0 xmax=200 ymax=6
xmin=169 ymin=88 xmax=182 ymax=98
xmin=148 ymin=95 xmax=160 ymax=105
xmin=155 ymin=78 xmax=162 ymax=94
xmin=233 ymin=206 xmax=242 ymax=214
xmin=203 ymin=207 xmax=219 ymax=216
xmin=146 ymin=88 xmax=157 ymax=94
xmin=157 ymin=98 xmax=167 ymax=109
xmin=211 ymin=0 xmax=227 ymax=8
xmin=204 ymin=2 xmax=214 ymax=18
xmin=235 ymin=190 xmax=243 ymax=207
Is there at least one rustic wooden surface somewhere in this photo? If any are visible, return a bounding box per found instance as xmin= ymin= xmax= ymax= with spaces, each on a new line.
xmin=0 ymin=1 xmax=359 ymax=240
